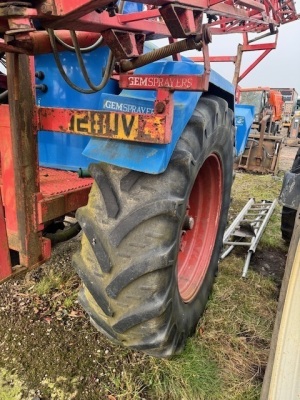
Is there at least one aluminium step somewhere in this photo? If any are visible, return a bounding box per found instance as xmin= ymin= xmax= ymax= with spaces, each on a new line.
xmin=221 ymin=198 xmax=277 ymax=277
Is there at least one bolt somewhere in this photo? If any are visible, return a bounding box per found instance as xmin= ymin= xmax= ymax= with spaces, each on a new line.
xmin=40 ymin=4 xmax=53 ymax=15
xmin=35 ymin=84 xmax=48 ymax=93
xmin=35 ymin=71 xmax=45 ymax=80
xmin=155 ymin=102 xmax=166 ymax=114
xmin=183 ymin=216 xmax=194 ymax=230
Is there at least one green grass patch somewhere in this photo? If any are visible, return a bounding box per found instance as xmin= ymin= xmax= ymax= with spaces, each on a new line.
xmin=147 ymin=341 xmax=222 ymax=400
xmin=196 ymin=256 xmax=278 ymax=399
xmin=63 ymin=292 xmax=78 ymax=309
xmin=34 ymin=269 xmax=65 ymax=296
xmin=0 ymin=369 xmax=24 ymax=400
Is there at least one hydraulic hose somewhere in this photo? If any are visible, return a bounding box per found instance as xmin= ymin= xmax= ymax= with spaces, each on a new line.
xmin=45 ymin=222 xmax=81 ymax=244
xmin=47 ymin=28 xmax=113 ymax=94
xmin=47 ymin=0 xmax=125 ymax=94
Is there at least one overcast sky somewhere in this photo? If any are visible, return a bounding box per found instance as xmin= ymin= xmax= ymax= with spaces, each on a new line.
xmin=205 ymin=7 xmax=300 ymax=94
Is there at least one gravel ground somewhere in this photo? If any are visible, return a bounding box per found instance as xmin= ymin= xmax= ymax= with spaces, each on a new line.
xmin=278 ymin=144 xmax=299 ymax=171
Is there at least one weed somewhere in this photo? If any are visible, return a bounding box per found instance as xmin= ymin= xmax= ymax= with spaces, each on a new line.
xmin=0 ymin=369 xmax=25 ymax=400
xmin=34 ymin=269 xmax=64 ymax=296
xmin=63 ymin=292 xmax=78 ymax=309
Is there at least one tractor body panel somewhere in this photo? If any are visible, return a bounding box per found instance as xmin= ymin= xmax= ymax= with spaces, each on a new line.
xmin=36 ymin=52 xmax=235 ymax=174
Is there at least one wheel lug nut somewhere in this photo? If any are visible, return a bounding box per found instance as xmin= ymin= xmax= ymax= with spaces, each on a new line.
xmin=183 ymin=216 xmax=194 ymax=230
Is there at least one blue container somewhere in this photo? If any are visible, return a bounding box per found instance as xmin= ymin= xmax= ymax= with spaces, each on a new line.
xmin=235 ymin=104 xmax=255 ymax=156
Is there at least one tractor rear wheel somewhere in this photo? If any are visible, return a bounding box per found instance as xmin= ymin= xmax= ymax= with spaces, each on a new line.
xmin=281 ymin=148 xmax=300 ymax=243
xmin=73 ymin=94 xmax=234 ymax=357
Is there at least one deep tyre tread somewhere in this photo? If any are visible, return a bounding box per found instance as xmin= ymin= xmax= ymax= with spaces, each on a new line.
xmin=281 ymin=148 xmax=300 ymax=243
xmin=73 ymin=94 xmax=234 ymax=357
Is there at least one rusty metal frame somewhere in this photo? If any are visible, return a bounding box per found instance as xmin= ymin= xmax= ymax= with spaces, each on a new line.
xmin=0 ymin=53 xmax=94 ymax=281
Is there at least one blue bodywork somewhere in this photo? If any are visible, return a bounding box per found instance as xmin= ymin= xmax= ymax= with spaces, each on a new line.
xmin=35 ymin=42 xmax=247 ymax=174
xmin=36 ymin=46 xmax=120 ymax=170
xmin=83 ymin=61 xmax=234 ymax=174
xmin=234 ymin=104 xmax=255 ymax=157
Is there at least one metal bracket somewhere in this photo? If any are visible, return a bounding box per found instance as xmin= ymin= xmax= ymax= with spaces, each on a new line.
xmin=101 ymin=29 xmax=145 ymax=60
xmin=159 ymin=4 xmax=203 ymax=38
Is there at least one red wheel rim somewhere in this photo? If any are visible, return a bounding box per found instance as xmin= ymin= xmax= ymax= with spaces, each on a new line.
xmin=177 ymin=154 xmax=223 ymax=303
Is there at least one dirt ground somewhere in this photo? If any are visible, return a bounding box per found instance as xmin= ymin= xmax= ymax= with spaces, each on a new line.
xmin=0 ymin=143 xmax=298 ymax=400
xmin=278 ymin=144 xmax=299 ymax=171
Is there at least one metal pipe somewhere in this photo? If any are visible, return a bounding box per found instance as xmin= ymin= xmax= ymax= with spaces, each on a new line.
xmin=242 ymin=251 xmax=253 ymax=278
xmin=0 ymin=89 xmax=8 ymax=101
xmin=257 ymin=114 xmax=270 ymax=163
xmin=270 ymin=141 xmax=280 ymax=172
xmin=249 ymin=199 xmax=277 ymax=254
xmin=242 ymin=199 xmax=277 ymax=277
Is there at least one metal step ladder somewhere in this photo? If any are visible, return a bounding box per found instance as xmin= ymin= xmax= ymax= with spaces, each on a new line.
xmin=221 ymin=198 xmax=277 ymax=277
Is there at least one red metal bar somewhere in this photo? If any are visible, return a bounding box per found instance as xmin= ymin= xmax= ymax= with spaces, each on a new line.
xmin=119 ymin=74 xmax=208 ymax=90
xmin=40 ymin=0 xmax=113 ymax=21
xmin=42 ymin=8 xmax=270 ymax=33
xmin=37 ymin=106 xmax=171 ymax=144
xmin=0 ymin=0 xmax=297 ymax=37
xmin=235 ymin=0 xmax=266 ymax=11
xmin=117 ymin=9 xmax=161 ymax=24
xmin=238 ymin=49 xmax=272 ymax=83
xmin=232 ymin=43 xmax=243 ymax=88
xmin=0 ymin=191 xmax=12 ymax=281
xmin=5 ymin=53 xmax=47 ymax=268
xmin=43 ymin=11 xmax=171 ymax=37
xmin=0 ymin=104 xmax=18 ymax=236
xmin=190 ymin=56 xmax=237 ymax=62
xmin=242 ymin=42 xmax=277 ymax=51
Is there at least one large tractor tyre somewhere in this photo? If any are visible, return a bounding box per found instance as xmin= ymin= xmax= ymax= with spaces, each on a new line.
xmin=281 ymin=148 xmax=300 ymax=243
xmin=73 ymin=94 xmax=234 ymax=357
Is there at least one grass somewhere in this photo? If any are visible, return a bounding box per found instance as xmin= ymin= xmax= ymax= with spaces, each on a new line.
xmin=34 ymin=269 xmax=65 ymax=296
xmin=148 ymin=342 xmax=222 ymax=400
xmin=195 ymin=258 xmax=278 ymax=400
xmin=0 ymin=369 xmax=24 ymax=400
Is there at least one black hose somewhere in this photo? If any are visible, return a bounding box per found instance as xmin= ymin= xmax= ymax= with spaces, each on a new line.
xmin=70 ymin=30 xmax=115 ymax=92
xmin=46 ymin=0 xmax=125 ymax=94
xmin=45 ymin=222 xmax=81 ymax=244
xmin=53 ymin=33 xmax=104 ymax=53
xmin=0 ymin=89 xmax=8 ymax=102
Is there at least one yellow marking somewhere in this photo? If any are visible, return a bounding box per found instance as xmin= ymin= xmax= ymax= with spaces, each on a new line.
xmin=69 ymin=111 xmax=140 ymax=140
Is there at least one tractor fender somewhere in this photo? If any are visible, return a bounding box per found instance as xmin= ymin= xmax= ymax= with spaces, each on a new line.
xmin=83 ymin=61 xmax=234 ymax=174
xmin=279 ymin=171 xmax=300 ymax=210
